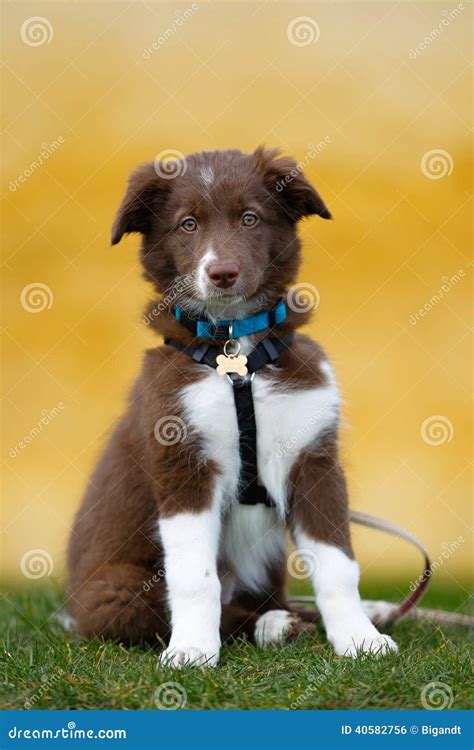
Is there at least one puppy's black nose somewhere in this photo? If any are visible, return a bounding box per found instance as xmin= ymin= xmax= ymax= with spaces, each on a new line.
xmin=207 ymin=262 xmax=240 ymax=289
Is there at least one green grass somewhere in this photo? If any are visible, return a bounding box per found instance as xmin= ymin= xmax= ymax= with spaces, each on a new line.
xmin=1 ymin=580 xmax=472 ymax=711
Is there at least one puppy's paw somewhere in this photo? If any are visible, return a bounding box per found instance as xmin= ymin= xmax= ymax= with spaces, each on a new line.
xmin=159 ymin=645 xmax=220 ymax=669
xmin=254 ymin=609 xmax=300 ymax=648
xmin=331 ymin=629 xmax=398 ymax=658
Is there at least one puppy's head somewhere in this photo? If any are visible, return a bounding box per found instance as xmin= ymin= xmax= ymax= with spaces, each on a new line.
xmin=112 ymin=147 xmax=331 ymax=318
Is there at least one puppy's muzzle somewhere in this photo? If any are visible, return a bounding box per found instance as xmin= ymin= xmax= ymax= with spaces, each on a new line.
xmin=207 ymin=262 xmax=240 ymax=289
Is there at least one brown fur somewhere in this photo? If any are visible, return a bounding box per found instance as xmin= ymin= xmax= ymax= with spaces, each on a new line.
xmin=289 ymin=441 xmax=354 ymax=558
xmin=67 ymin=147 xmax=349 ymax=646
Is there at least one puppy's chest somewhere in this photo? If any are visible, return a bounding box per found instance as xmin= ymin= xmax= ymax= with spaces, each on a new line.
xmin=180 ymin=365 xmax=339 ymax=514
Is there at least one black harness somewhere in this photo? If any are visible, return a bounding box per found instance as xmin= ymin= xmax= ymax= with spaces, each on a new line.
xmin=165 ymin=330 xmax=293 ymax=509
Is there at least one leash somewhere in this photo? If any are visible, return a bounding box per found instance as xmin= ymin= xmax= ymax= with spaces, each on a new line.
xmin=349 ymin=510 xmax=432 ymax=624
xmin=289 ymin=512 xmax=434 ymax=626
xmin=165 ymin=304 xmax=434 ymax=621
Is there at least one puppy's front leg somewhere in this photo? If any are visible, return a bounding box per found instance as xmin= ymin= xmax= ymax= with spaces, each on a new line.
xmin=158 ymin=507 xmax=221 ymax=668
xmin=290 ymin=446 xmax=398 ymax=657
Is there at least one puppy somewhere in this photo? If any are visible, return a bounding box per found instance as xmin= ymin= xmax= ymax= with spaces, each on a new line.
xmin=67 ymin=147 xmax=398 ymax=667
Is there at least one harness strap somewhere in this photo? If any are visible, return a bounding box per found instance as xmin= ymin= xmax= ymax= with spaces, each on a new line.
xmin=164 ymin=334 xmax=293 ymax=508
xmin=232 ymin=379 xmax=274 ymax=508
xmin=164 ymin=335 xmax=293 ymax=373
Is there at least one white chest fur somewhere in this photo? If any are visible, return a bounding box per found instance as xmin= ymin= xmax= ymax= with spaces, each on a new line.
xmin=180 ymin=363 xmax=339 ymax=592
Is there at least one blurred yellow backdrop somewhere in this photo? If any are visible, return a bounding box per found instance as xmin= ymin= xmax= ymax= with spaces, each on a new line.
xmin=2 ymin=1 xmax=472 ymax=584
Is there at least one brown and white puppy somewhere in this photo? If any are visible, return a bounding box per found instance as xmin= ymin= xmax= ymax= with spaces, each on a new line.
xmin=67 ymin=147 xmax=398 ymax=667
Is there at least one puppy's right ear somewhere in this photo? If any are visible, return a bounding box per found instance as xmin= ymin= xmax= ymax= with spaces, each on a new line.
xmin=111 ymin=162 xmax=169 ymax=245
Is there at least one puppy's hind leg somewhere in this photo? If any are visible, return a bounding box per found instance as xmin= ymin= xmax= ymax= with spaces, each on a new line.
xmin=221 ymin=603 xmax=302 ymax=648
xmin=69 ymin=562 xmax=169 ymax=644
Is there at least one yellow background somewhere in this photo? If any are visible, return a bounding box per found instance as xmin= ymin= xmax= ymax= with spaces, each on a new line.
xmin=2 ymin=1 xmax=472 ymax=585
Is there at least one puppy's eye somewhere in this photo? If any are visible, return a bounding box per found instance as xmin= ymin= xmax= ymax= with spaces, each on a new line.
xmin=241 ymin=212 xmax=258 ymax=228
xmin=180 ymin=217 xmax=198 ymax=233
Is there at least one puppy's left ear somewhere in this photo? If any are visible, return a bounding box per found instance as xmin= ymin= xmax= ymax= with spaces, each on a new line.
xmin=111 ymin=162 xmax=170 ymax=245
xmin=253 ymin=146 xmax=332 ymax=222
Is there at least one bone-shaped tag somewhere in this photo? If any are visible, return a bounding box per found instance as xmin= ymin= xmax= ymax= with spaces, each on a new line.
xmin=216 ymin=353 xmax=248 ymax=377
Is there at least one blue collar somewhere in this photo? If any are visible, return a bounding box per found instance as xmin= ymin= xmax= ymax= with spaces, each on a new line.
xmin=172 ymin=299 xmax=287 ymax=339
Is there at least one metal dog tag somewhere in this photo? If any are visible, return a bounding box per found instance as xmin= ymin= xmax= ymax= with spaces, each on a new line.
xmin=216 ymin=339 xmax=248 ymax=377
